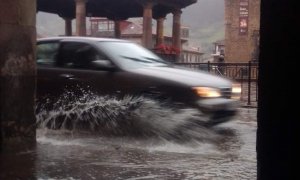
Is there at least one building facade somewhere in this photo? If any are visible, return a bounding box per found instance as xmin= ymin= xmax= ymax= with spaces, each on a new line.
xmin=224 ymin=0 xmax=260 ymax=62
xmin=211 ymin=40 xmax=225 ymax=63
xmin=88 ymin=18 xmax=203 ymax=63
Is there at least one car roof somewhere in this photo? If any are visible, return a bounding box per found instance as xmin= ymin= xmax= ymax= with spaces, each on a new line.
xmin=37 ymin=36 xmax=129 ymax=43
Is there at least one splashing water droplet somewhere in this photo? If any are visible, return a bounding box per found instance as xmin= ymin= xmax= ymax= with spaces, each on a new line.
xmin=36 ymin=89 xmax=221 ymax=143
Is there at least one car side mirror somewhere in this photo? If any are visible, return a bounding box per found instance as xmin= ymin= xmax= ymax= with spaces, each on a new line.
xmin=89 ymin=60 xmax=116 ymax=71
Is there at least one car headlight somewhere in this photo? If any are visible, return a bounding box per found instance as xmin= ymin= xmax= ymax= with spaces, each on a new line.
xmin=231 ymin=83 xmax=241 ymax=100
xmin=192 ymin=87 xmax=221 ymax=98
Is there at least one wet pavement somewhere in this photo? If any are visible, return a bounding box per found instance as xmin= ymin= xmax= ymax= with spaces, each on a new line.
xmin=0 ymin=107 xmax=257 ymax=180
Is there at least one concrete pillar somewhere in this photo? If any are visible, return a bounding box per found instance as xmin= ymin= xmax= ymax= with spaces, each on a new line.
xmin=257 ymin=0 xmax=297 ymax=179
xmin=172 ymin=9 xmax=182 ymax=61
xmin=114 ymin=20 xmax=121 ymax=39
xmin=142 ymin=2 xmax=153 ymax=49
xmin=75 ymin=0 xmax=87 ymax=36
xmin=64 ymin=17 xmax=73 ymax=36
xmin=156 ymin=17 xmax=165 ymax=46
xmin=0 ymin=0 xmax=36 ymax=151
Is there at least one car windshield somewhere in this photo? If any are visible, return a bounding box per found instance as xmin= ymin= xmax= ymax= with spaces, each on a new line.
xmin=97 ymin=41 xmax=170 ymax=69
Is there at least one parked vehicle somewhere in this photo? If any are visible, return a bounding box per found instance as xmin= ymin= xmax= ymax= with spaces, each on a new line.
xmin=36 ymin=37 xmax=241 ymax=127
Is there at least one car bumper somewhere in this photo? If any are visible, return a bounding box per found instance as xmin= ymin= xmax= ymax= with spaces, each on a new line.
xmin=197 ymin=98 xmax=239 ymax=111
xmin=196 ymin=98 xmax=240 ymax=126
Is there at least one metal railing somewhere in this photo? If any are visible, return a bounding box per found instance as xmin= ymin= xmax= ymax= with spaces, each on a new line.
xmin=175 ymin=61 xmax=259 ymax=107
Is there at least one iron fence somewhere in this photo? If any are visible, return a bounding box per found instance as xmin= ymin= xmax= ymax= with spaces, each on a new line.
xmin=175 ymin=61 xmax=258 ymax=107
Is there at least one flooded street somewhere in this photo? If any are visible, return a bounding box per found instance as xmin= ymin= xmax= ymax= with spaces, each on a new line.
xmin=1 ymin=105 xmax=257 ymax=180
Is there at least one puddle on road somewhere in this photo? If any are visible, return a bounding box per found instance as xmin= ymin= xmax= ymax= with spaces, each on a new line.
xmin=1 ymin=93 xmax=257 ymax=179
xmin=33 ymin=119 xmax=255 ymax=180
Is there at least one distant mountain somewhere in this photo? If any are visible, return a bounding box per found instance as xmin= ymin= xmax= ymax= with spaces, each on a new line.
xmin=36 ymin=0 xmax=224 ymax=53
xmin=175 ymin=0 xmax=225 ymax=53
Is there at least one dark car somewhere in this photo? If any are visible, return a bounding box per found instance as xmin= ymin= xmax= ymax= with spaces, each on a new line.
xmin=36 ymin=37 xmax=241 ymax=127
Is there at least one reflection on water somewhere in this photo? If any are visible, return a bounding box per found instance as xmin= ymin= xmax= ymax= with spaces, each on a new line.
xmin=1 ymin=92 xmax=257 ymax=179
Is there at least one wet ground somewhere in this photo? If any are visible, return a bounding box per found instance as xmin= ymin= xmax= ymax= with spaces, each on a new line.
xmin=0 ymin=107 xmax=257 ymax=180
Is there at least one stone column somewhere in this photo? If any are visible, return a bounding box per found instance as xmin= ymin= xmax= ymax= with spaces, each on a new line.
xmin=156 ymin=17 xmax=165 ymax=46
xmin=114 ymin=20 xmax=121 ymax=38
xmin=142 ymin=2 xmax=153 ymax=49
xmin=75 ymin=0 xmax=87 ymax=36
xmin=257 ymin=0 xmax=296 ymax=179
xmin=0 ymin=0 xmax=36 ymax=151
xmin=64 ymin=17 xmax=73 ymax=36
xmin=172 ymin=9 xmax=182 ymax=61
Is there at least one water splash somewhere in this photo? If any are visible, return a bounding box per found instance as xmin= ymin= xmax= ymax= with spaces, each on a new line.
xmin=36 ymin=91 xmax=222 ymax=142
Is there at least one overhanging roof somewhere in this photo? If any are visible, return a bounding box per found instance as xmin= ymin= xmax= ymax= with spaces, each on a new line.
xmin=37 ymin=0 xmax=197 ymax=19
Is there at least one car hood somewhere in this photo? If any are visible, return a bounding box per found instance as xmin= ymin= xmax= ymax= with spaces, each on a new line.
xmin=129 ymin=66 xmax=233 ymax=88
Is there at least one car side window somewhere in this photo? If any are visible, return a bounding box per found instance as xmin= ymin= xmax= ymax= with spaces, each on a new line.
xmin=36 ymin=42 xmax=59 ymax=66
xmin=57 ymin=42 xmax=108 ymax=69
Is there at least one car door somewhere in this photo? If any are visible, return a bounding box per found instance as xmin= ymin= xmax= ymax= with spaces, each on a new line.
xmin=52 ymin=41 xmax=120 ymax=99
xmin=36 ymin=40 xmax=63 ymax=100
